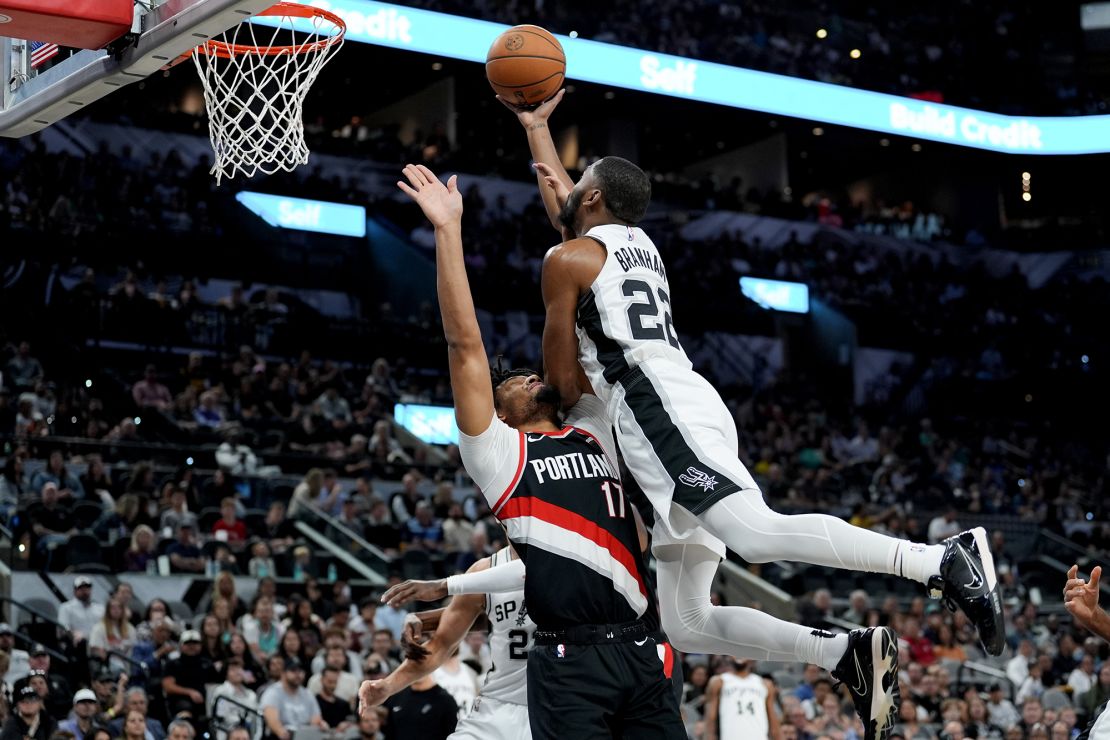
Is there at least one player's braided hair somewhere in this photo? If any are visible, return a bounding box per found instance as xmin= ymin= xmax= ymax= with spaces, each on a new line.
xmin=593 ymin=156 xmax=652 ymax=225
xmin=490 ymin=356 xmax=539 ymax=401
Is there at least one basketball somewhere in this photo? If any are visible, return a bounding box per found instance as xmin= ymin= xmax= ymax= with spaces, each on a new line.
xmin=485 ymin=24 xmax=566 ymax=107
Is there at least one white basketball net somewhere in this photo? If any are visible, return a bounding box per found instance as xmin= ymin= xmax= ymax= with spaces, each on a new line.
xmin=192 ymin=6 xmax=344 ymax=184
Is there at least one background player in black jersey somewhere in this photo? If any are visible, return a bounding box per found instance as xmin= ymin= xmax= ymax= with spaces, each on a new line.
xmin=385 ymin=163 xmax=684 ymax=740
xmin=498 ymin=92 xmax=1007 ymax=740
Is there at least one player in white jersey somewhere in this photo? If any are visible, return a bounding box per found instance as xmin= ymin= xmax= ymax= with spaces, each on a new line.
xmin=359 ymin=547 xmax=535 ymax=740
xmin=705 ymin=659 xmax=778 ymax=740
xmin=498 ymin=91 xmax=1007 ymax=740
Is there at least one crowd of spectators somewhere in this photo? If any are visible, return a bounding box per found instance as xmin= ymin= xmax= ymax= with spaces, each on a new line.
xmin=0 ymin=570 xmax=466 ymax=740
xmin=407 ymin=0 xmax=1106 ymax=116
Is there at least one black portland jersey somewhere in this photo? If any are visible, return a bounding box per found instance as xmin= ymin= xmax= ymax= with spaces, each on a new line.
xmin=493 ymin=425 xmax=654 ymax=629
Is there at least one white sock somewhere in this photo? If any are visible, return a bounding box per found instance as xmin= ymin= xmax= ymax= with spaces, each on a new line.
xmin=699 ymin=490 xmax=945 ymax=586
xmin=890 ymin=540 xmax=946 ymax=585
xmin=795 ymin=629 xmax=850 ymax=672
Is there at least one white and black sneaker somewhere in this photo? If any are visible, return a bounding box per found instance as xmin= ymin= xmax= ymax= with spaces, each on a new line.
xmin=831 ymin=626 xmax=900 ymax=740
xmin=928 ymin=527 xmax=1005 ymax=656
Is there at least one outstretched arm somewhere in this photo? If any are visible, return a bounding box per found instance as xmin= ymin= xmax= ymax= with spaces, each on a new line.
xmin=499 ymin=90 xmax=574 ymax=232
xmin=1065 ymin=564 xmax=1110 ymax=641
xmin=358 ymin=559 xmax=490 ymax=716
xmin=542 ymin=244 xmax=586 ymax=409
xmin=397 ymin=164 xmax=494 ymax=437
xmin=382 ymin=558 xmax=527 ymax=608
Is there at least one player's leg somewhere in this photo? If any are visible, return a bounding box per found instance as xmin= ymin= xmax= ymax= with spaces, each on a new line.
xmin=448 ymin=697 xmax=531 ymax=740
xmin=613 ymin=639 xmax=687 ymax=740
xmin=525 ymin=643 xmax=616 ymax=740
xmin=653 ymin=535 xmax=900 ymax=739
xmin=615 ymin=360 xmax=1004 ymax=655
xmin=653 ymin=533 xmax=847 ymax=668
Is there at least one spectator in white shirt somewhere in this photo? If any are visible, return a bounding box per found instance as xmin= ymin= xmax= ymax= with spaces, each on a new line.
xmin=927 ymin=508 xmax=963 ymax=545
xmin=1006 ymin=640 xmax=1035 ymax=688
xmin=210 ymin=659 xmax=258 ymax=739
xmin=306 ymin=647 xmax=359 ymax=703
xmin=0 ymin=623 xmax=30 ymax=685
xmin=1067 ymin=654 xmax=1096 ymax=696
xmin=57 ymin=576 xmax=105 ymax=645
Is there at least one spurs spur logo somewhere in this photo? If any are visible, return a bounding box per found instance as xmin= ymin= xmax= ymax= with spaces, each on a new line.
xmin=678 ymin=466 xmax=718 ymax=491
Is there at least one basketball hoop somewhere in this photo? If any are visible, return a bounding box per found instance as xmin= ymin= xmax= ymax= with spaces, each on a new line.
xmin=191 ymin=2 xmax=345 ymax=184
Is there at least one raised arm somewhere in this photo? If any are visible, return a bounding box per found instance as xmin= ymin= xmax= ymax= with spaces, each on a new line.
xmin=499 ymin=90 xmax=574 ymax=232
xmin=358 ymin=559 xmax=490 ymax=716
xmin=1065 ymin=565 xmax=1110 ymax=641
xmin=397 ymin=164 xmax=494 ymax=436
xmin=542 ymin=239 xmax=604 ymax=408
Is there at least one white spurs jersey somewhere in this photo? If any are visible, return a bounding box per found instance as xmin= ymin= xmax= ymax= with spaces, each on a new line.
xmin=575 ymin=224 xmax=693 ymax=409
xmin=718 ymin=672 xmax=770 ymax=739
xmin=478 ymin=547 xmax=535 ymax=706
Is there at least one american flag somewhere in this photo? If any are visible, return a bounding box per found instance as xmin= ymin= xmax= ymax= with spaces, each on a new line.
xmin=29 ymin=41 xmax=59 ymax=69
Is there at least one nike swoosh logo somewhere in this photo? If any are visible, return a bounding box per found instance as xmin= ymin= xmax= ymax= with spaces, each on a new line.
xmin=958 ymin=545 xmax=985 ymax=591
xmin=852 ymin=650 xmax=868 ymax=695
xmin=634 ymin=638 xmax=648 ymax=646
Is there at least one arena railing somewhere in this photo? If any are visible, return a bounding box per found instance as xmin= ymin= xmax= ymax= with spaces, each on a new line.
xmin=0 ymin=595 xmax=72 ymax=665
xmin=956 ymin=661 xmax=1014 ymax=702
xmin=210 ymin=693 xmax=265 ymax=739
xmin=292 ymin=518 xmax=387 ymax=587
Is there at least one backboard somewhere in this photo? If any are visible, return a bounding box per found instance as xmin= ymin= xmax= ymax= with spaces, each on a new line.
xmin=0 ymin=0 xmax=274 ymax=138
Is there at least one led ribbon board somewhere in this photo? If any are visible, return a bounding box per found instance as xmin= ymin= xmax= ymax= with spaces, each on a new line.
xmin=394 ymin=403 xmax=460 ymax=445
xmin=740 ymin=277 xmax=810 ymax=314
xmin=272 ymin=0 xmax=1110 ymax=155
xmin=236 ymin=191 xmax=367 ymax=237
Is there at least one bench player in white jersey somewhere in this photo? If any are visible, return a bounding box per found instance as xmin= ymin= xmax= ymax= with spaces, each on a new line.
xmin=704 ymin=659 xmax=779 ymax=740
xmin=499 ymin=91 xmax=1007 ymax=740
xmin=359 ymin=546 xmax=536 ymax=740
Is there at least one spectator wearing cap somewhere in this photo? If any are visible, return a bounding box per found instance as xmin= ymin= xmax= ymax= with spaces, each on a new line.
xmin=21 ymin=667 xmax=68 ymax=720
xmin=107 ymin=688 xmax=166 ymax=740
xmin=132 ymin=366 xmax=172 ymax=411
xmin=162 ymin=630 xmax=217 ymax=719
xmin=15 ymin=644 xmax=72 ymax=712
xmin=166 ymin=523 xmax=205 ymax=574
xmin=57 ymin=690 xmax=100 ymax=740
xmin=258 ymin=659 xmax=325 ymax=740
xmin=90 ymin=667 xmax=125 ymax=716
xmin=58 ymin=577 xmax=105 ymax=645
xmin=986 ymin=683 xmax=1020 ymax=730
xmin=0 ymin=685 xmax=55 ymax=740
xmin=0 ymin=623 xmax=31 ymax=685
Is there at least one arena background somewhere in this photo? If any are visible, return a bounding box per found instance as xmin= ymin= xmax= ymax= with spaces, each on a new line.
xmin=0 ymin=1 xmax=1109 ymax=738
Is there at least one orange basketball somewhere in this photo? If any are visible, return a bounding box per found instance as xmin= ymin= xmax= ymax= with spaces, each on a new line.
xmin=486 ymin=25 xmax=566 ymax=107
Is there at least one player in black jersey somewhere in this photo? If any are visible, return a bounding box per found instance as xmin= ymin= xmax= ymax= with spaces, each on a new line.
xmin=373 ymin=163 xmax=685 ymax=740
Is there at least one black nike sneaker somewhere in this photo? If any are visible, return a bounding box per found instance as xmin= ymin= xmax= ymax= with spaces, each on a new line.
xmin=831 ymin=627 xmax=900 ymax=740
xmin=928 ymin=527 xmax=1005 ymax=656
